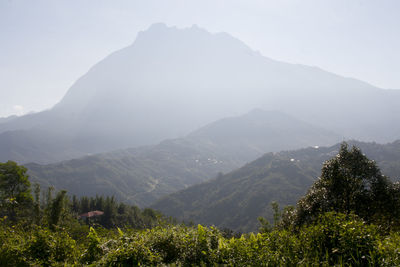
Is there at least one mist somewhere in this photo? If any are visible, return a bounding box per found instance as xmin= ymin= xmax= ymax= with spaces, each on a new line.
xmin=1 ymin=0 xmax=400 ymax=118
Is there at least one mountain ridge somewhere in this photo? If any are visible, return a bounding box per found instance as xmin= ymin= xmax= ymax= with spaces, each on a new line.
xmin=1 ymin=23 xmax=400 ymax=163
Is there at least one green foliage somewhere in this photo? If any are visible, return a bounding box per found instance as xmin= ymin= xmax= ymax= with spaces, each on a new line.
xmin=0 ymin=222 xmax=77 ymax=267
xmin=295 ymin=143 xmax=400 ymax=228
xmin=33 ymin=183 xmax=42 ymax=225
xmin=258 ymin=216 xmax=273 ymax=233
xmin=378 ymin=232 xmax=400 ymax=266
xmin=0 ymin=221 xmax=30 ymax=267
xmin=81 ymin=227 xmax=103 ymax=264
xmin=69 ymin=194 xmax=163 ymax=229
xmin=298 ymin=212 xmax=380 ymax=265
xmin=48 ymin=190 xmax=67 ymax=230
xmin=26 ymin=227 xmax=77 ymax=266
xmin=92 ymin=216 xmax=399 ymax=266
xmin=1 ymin=213 xmax=400 ymax=266
xmin=258 ymin=201 xmax=283 ymax=233
xmin=3 ymin=144 xmax=400 ymax=265
xmin=0 ymin=161 xmax=32 ymax=221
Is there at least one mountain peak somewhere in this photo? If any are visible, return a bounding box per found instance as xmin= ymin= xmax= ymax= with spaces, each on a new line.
xmin=147 ymin=22 xmax=169 ymax=32
xmin=139 ymin=22 xmax=210 ymax=38
xmin=132 ymin=22 xmax=256 ymax=61
xmin=136 ymin=22 xmax=172 ymax=39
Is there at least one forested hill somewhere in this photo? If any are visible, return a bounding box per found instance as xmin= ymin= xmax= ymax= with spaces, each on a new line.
xmin=151 ymin=140 xmax=400 ymax=232
xmin=26 ymin=109 xmax=339 ymax=207
xmin=26 ymin=139 xmax=239 ymax=208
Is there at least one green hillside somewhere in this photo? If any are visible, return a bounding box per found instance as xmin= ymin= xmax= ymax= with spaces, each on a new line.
xmin=151 ymin=140 xmax=400 ymax=232
xmin=27 ymin=138 xmax=241 ymax=207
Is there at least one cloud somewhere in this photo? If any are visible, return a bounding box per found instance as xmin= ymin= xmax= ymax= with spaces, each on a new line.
xmin=13 ymin=105 xmax=25 ymax=115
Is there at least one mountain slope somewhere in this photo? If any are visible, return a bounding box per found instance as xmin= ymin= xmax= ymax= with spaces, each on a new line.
xmin=0 ymin=115 xmax=17 ymax=124
xmin=26 ymin=110 xmax=340 ymax=207
xmin=1 ymin=23 xmax=400 ymax=163
xmin=187 ymin=109 xmax=341 ymax=162
xmin=27 ymin=139 xmax=239 ymax=207
xmin=151 ymin=140 xmax=400 ymax=232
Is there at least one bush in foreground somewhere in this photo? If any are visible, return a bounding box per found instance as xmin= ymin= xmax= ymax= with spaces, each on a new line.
xmin=2 ymin=212 xmax=400 ymax=266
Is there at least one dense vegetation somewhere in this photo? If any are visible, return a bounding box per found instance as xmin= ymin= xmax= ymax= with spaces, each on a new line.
xmin=2 ymin=143 xmax=400 ymax=266
xmin=2 ymin=213 xmax=400 ymax=266
xmin=0 ymin=161 xmax=163 ymax=230
xmin=293 ymin=143 xmax=400 ymax=229
xmin=153 ymin=140 xmax=400 ymax=232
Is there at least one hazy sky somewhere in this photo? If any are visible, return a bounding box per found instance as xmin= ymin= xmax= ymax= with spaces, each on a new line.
xmin=1 ymin=0 xmax=399 ymax=117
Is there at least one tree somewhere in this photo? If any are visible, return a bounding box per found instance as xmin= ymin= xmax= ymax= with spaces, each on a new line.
xmin=293 ymin=142 xmax=398 ymax=227
xmin=33 ymin=183 xmax=42 ymax=225
xmin=102 ymin=196 xmax=117 ymax=228
xmin=48 ymin=190 xmax=67 ymax=230
xmin=0 ymin=161 xmax=32 ymax=220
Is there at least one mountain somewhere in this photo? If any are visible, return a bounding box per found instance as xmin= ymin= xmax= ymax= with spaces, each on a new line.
xmin=0 ymin=115 xmax=17 ymax=124
xmin=187 ymin=109 xmax=341 ymax=162
xmin=1 ymin=23 xmax=400 ymax=163
xmin=151 ymin=140 xmax=400 ymax=232
xmin=26 ymin=109 xmax=340 ymax=207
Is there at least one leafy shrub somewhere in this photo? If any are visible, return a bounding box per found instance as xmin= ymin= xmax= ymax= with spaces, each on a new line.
xmin=26 ymin=227 xmax=77 ymax=266
xmin=298 ymin=212 xmax=380 ymax=265
xmin=2 ymin=217 xmax=400 ymax=266
xmin=377 ymin=232 xmax=400 ymax=266
xmin=80 ymin=227 xmax=104 ymax=264
xmin=97 ymin=229 xmax=162 ymax=266
xmin=0 ymin=224 xmax=29 ymax=267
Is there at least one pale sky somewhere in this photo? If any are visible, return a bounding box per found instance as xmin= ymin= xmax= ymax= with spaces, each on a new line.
xmin=1 ymin=0 xmax=399 ymax=117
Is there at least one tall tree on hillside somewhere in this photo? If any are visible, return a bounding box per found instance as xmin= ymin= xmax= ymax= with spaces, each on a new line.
xmin=293 ymin=143 xmax=399 ymax=227
xmin=48 ymin=190 xmax=67 ymax=230
xmin=0 ymin=161 xmax=32 ymax=221
xmin=102 ymin=196 xmax=117 ymax=228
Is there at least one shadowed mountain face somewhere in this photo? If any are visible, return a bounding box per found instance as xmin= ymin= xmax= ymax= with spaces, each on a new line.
xmin=1 ymin=23 xmax=400 ymax=163
xmin=26 ymin=109 xmax=340 ymax=207
xmin=151 ymin=140 xmax=400 ymax=233
xmin=187 ymin=109 xmax=341 ymax=162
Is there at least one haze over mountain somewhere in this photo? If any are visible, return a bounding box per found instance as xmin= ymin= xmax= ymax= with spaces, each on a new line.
xmin=26 ymin=109 xmax=340 ymax=207
xmin=151 ymin=140 xmax=400 ymax=232
xmin=1 ymin=23 xmax=400 ymax=163
xmin=187 ymin=109 xmax=341 ymax=162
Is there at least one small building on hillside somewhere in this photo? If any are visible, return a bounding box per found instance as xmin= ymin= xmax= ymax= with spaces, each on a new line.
xmin=79 ymin=210 xmax=104 ymax=219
